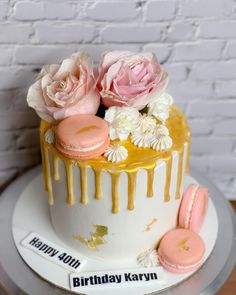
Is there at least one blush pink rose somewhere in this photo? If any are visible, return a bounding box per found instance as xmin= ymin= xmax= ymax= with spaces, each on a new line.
xmin=27 ymin=52 xmax=100 ymax=122
xmin=98 ymin=51 xmax=169 ymax=110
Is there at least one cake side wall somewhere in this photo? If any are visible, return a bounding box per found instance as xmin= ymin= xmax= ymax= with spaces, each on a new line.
xmin=49 ymin=143 xmax=188 ymax=261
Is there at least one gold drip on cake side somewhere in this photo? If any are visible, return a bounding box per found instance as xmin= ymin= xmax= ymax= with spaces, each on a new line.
xmin=40 ymin=105 xmax=190 ymax=213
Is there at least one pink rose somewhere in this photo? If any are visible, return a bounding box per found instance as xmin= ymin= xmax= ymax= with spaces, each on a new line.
xmin=27 ymin=52 xmax=100 ymax=122
xmin=98 ymin=51 xmax=168 ymax=110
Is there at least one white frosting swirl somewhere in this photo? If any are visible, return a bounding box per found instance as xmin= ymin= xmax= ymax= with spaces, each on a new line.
xmin=155 ymin=124 xmax=169 ymax=136
xmin=131 ymin=132 xmax=152 ymax=148
xmin=137 ymin=114 xmax=156 ymax=134
xmin=104 ymin=145 xmax=128 ymax=163
xmin=137 ymin=248 xmax=160 ymax=268
xmin=150 ymin=135 xmax=173 ymax=151
xmin=44 ymin=128 xmax=54 ymax=144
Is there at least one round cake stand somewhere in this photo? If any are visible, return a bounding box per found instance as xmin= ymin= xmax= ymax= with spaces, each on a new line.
xmin=0 ymin=166 xmax=235 ymax=295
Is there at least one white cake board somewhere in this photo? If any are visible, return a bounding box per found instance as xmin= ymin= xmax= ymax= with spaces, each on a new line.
xmin=12 ymin=173 xmax=218 ymax=295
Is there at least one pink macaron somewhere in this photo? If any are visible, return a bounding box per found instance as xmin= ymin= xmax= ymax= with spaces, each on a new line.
xmin=158 ymin=228 xmax=205 ymax=274
xmin=55 ymin=114 xmax=110 ymax=160
xmin=178 ymin=184 xmax=209 ymax=233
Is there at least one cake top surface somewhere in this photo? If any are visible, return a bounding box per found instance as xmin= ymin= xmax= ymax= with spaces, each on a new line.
xmin=41 ymin=104 xmax=189 ymax=173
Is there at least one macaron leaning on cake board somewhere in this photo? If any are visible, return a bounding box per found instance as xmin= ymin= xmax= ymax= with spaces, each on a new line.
xmin=55 ymin=114 xmax=110 ymax=160
xmin=158 ymin=228 xmax=205 ymax=274
xmin=178 ymin=184 xmax=209 ymax=233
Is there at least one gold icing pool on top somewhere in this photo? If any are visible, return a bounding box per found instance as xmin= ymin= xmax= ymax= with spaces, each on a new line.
xmin=40 ymin=105 xmax=190 ymax=214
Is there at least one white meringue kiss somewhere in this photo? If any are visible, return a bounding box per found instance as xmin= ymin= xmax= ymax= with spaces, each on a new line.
xmin=44 ymin=128 xmax=54 ymax=144
xmin=137 ymin=114 xmax=156 ymax=134
xmin=104 ymin=145 xmax=128 ymax=163
xmin=131 ymin=132 xmax=153 ymax=148
xmin=150 ymin=135 xmax=173 ymax=151
xmin=137 ymin=248 xmax=160 ymax=268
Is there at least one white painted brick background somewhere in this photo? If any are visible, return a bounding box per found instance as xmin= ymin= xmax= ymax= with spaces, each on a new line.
xmin=0 ymin=0 xmax=235 ymax=199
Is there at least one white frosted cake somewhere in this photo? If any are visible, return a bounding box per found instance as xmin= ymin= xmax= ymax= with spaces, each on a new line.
xmin=27 ymin=51 xmax=191 ymax=262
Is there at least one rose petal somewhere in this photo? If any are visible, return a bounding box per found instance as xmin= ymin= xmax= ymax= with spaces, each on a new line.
xmin=133 ymin=62 xmax=147 ymax=81
xmin=37 ymin=64 xmax=59 ymax=80
xmin=27 ymin=79 xmax=53 ymax=121
xmin=114 ymin=83 xmax=148 ymax=98
xmin=102 ymin=94 xmax=128 ymax=108
xmin=72 ymin=51 xmax=93 ymax=75
xmin=98 ymin=51 xmax=133 ymax=87
xmin=50 ymin=87 xmax=100 ymax=120
xmin=36 ymin=110 xmax=53 ymax=122
xmin=100 ymin=51 xmax=132 ymax=72
xmin=53 ymin=58 xmax=77 ymax=80
xmin=41 ymin=73 xmax=53 ymax=89
xmin=102 ymin=61 xmax=123 ymax=91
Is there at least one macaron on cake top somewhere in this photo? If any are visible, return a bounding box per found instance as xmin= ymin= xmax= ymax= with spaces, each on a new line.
xmin=55 ymin=114 xmax=110 ymax=160
xmin=158 ymin=228 xmax=205 ymax=274
xmin=178 ymin=184 xmax=209 ymax=233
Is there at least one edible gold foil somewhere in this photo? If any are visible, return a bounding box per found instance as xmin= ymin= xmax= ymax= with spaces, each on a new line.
xmin=145 ymin=218 xmax=157 ymax=232
xmin=74 ymin=224 xmax=108 ymax=251
xmin=178 ymin=239 xmax=190 ymax=252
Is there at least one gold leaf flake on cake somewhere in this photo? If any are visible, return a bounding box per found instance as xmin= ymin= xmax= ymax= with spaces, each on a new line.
xmin=74 ymin=224 xmax=108 ymax=251
xmin=178 ymin=238 xmax=190 ymax=252
xmin=144 ymin=218 xmax=157 ymax=232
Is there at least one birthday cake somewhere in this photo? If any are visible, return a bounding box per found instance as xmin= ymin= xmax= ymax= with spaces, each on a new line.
xmin=26 ymin=51 xmax=208 ymax=269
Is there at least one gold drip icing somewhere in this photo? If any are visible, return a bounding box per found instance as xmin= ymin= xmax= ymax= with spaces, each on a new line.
xmin=145 ymin=218 xmax=157 ymax=232
xmin=185 ymin=142 xmax=190 ymax=175
xmin=40 ymin=141 xmax=47 ymax=191
xmin=40 ymin=105 xmax=190 ymax=212
xmin=41 ymin=142 xmax=54 ymax=205
xmin=111 ymin=173 xmax=120 ymax=214
xmin=147 ymin=168 xmax=155 ymax=197
xmin=176 ymin=149 xmax=184 ymax=199
xmin=53 ymin=155 xmax=60 ymax=181
xmin=94 ymin=169 xmax=102 ymax=200
xmin=127 ymin=172 xmax=137 ymax=210
xmin=164 ymin=156 xmax=173 ymax=202
xmin=65 ymin=161 xmax=74 ymax=205
xmin=79 ymin=164 xmax=88 ymax=205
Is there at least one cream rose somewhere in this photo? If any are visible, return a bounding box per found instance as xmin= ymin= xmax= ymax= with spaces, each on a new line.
xmin=27 ymin=52 xmax=100 ymax=122
xmin=148 ymin=92 xmax=173 ymax=122
xmin=98 ymin=51 xmax=168 ymax=110
xmin=104 ymin=106 xmax=141 ymax=141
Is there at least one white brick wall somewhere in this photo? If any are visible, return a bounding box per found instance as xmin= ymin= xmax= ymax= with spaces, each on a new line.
xmin=0 ymin=0 xmax=235 ymax=200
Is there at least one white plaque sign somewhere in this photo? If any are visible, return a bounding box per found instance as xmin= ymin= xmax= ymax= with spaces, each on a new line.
xmin=21 ymin=232 xmax=86 ymax=272
xmin=70 ymin=267 xmax=166 ymax=291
